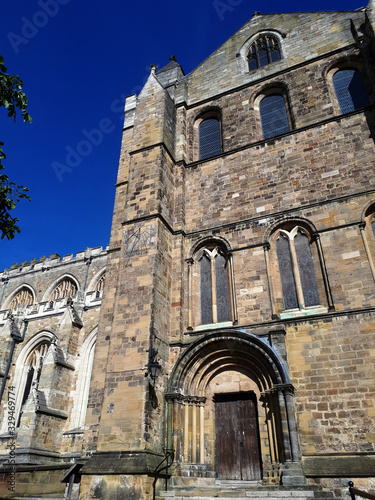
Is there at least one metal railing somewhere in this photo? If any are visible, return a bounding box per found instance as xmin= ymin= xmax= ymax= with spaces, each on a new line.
xmin=152 ymin=449 xmax=174 ymax=500
xmin=349 ymin=481 xmax=375 ymax=500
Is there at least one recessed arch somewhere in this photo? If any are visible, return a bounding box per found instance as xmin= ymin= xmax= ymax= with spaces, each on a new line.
xmin=42 ymin=274 xmax=80 ymax=303
xmin=68 ymin=327 xmax=97 ymax=430
xmin=168 ymin=331 xmax=289 ymax=396
xmin=166 ymin=331 xmax=299 ymax=480
xmin=3 ymin=284 xmax=35 ymax=311
xmin=238 ymin=31 xmax=285 ymax=74
xmin=86 ymin=267 xmax=106 ymax=298
xmin=0 ymin=330 xmax=57 ymax=434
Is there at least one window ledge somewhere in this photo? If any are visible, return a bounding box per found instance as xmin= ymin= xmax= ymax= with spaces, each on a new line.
xmin=280 ymin=305 xmax=327 ymax=319
xmin=194 ymin=321 xmax=233 ymax=332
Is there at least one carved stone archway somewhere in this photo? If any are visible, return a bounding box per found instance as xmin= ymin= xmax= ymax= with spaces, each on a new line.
xmin=166 ymin=331 xmax=304 ymax=484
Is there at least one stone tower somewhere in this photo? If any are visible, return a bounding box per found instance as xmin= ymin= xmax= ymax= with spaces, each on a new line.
xmin=0 ymin=2 xmax=375 ymax=500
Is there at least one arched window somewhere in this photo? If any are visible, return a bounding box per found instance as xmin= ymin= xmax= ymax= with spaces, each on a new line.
xmin=259 ymin=94 xmax=290 ymax=139
xmin=69 ymin=329 xmax=97 ymax=430
xmin=95 ymin=273 xmax=105 ymax=298
xmin=49 ymin=277 xmax=77 ymax=302
xmin=332 ymin=69 xmax=370 ymax=114
xmin=189 ymin=242 xmax=236 ymax=328
xmin=199 ymin=118 xmax=222 ymax=160
xmin=9 ymin=287 xmax=34 ymax=310
xmin=248 ymin=35 xmax=281 ymax=72
xmin=276 ymin=228 xmax=320 ymax=311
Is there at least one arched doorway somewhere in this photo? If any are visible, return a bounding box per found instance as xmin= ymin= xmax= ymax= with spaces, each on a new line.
xmin=166 ymin=331 xmax=302 ymax=483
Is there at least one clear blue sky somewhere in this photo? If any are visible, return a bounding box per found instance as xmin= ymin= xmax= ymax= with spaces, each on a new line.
xmin=0 ymin=0 xmax=366 ymax=270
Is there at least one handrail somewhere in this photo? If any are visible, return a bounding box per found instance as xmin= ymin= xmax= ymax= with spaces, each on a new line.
xmin=152 ymin=449 xmax=174 ymax=500
xmin=349 ymin=481 xmax=375 ymax=500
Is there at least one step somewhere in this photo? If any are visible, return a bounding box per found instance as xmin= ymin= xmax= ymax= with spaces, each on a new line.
xmin=156 ymin=483 xmax=336 ymax=500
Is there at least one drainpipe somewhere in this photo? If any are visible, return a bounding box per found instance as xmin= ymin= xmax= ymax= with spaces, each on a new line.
xmin=0 ymin=279 xmax=9 ymax=308
xmin=83 ymin=257 xmax=92 ymax=292
xmin=0 ymin=319 xmax=28 ymax=404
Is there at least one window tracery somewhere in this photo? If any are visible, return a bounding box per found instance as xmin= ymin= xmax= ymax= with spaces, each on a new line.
xmin=17 ymin=342 xmax=50 ymax=426
xmin=49 ymin=278 xmax=77 ymax=302
xmin=276 ymin=228 xmax=320 ymax=311
xmin=189 ymin=242 xmax=236 ymax=328
xmin=9 ymin=287 xmax=34 ymax=310
xmin=95 ymin=273 xmax=105 ymax=298
xmin=247 ymin=35 xmax=281 ymax=72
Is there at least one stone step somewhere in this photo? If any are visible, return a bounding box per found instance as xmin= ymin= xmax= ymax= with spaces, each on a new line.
xmin=157 ymin=485 xmax=336 ymax=500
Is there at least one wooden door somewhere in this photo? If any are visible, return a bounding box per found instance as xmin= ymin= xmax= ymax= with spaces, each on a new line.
xmin=215 ymin=392 xmax=261 ymax=480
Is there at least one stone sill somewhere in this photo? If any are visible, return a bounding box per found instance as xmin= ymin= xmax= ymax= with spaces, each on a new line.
xmin=280 ymin=306 xmax=328 ymax=319
xmin=194 ymin=321 xmax=233 ymax=332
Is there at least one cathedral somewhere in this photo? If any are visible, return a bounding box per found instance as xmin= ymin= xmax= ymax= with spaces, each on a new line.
xmin=1 ymin=2 xmax=375 ymax=499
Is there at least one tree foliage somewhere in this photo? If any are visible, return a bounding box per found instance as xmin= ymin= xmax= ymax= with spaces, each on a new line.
xmin=0 ymin=54 xmax=32 ymax=239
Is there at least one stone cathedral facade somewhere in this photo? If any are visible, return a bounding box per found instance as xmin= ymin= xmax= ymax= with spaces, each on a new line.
xmin=1 ymin=2 xmax=375 ymax=499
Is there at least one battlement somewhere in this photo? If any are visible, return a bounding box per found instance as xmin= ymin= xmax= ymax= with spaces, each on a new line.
xmin=0 ymin=246 xmax=108 ymax=280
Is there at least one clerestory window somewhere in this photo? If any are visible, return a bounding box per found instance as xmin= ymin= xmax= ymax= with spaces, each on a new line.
xmin=248 ymin=35 xmax=281 ymax=72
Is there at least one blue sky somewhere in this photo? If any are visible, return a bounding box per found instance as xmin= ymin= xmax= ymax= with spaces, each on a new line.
xmin=0 ymin=0 xmax=366 ymax=270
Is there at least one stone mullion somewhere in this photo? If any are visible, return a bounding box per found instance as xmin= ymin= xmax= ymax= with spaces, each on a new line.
xmin=210 ymin=256 xmax=217 ymax=323
xmin=289 ymin=237 xmax=305 ymax=309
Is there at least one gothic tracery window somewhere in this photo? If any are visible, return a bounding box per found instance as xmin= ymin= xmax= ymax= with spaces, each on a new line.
xmin=49 ymin=278 xmax=77 ymax=302
xmin=248 ymin=35 xmax=281 ymax=72
xmin=17 ymin=342 xmax=50 ymax=426
xmin=276 ymin=227 xmax=320 ymax=311
xmin=96 ymin=273 xmax=105 ymax=298
xmin=194 ymin=243 xmax=233 ymax=326
xmin=10 ymin=287 xmax=34 ymax=310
